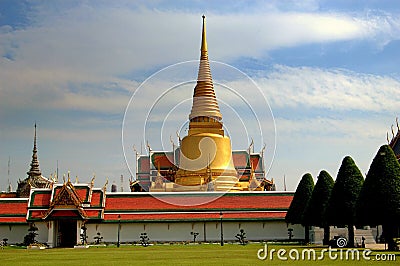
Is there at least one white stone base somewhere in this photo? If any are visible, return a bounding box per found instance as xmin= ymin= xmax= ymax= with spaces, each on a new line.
xmin=74 ymin=245 xmax=90 ymax=249
xmin=27 ymin=245 xmax=46 ymax=250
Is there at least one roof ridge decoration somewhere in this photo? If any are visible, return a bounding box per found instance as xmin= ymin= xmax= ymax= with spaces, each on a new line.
xmin=189 ymin=15 xmax=222 ymax=122
xmin=388 ymin=117 xmax=400 ymax=161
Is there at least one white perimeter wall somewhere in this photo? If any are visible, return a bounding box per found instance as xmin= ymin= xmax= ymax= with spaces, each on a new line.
xmin=85 ymin=221 xmax=304 ymax=244
xmin=0 ymin=222 xmax=48 ymax=244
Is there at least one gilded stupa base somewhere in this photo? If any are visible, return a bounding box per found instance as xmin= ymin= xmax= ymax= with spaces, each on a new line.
xmin=173 ymin=170 xmax=243 ymax=192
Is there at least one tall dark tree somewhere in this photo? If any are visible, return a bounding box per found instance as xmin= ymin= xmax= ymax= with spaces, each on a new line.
xmin=285 ymin=173 xmax=315 ymax=244
xmin=327 ymin=156 xmax=364 ymax=247
xmin=304 ymin=170 xmax=334 ymax=245
xmin=357 ymin=145 xmax=400 ymax=251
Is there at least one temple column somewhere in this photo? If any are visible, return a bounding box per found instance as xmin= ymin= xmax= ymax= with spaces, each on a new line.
xmin=47 ymin=221 xmax=55 ymax=248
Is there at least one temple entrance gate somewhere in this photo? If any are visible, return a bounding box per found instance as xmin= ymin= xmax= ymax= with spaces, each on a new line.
xmin=56 ymin=220 xmax=77 ymax=247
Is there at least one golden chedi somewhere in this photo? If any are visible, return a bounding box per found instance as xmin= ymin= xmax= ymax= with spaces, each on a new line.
xmin=174 ymin=16 xmax=241 ymax=191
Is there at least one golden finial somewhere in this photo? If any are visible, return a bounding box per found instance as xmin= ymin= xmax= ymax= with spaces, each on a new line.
xmin=133 ymin=145 xmax=139 ymax=158
xmin=176 ymin=131 xmax=181 ymax=144
xmin=396 ymin=117 xmax=399 ymax=132
xmin=75 ymin=176 xmax=79 ymax=184
xmin=248 ymin=138 xmax=254 ymax=154
xmin=146 ymin=141 xmax=152 ymax=152
xmin=260 ymin=144 xmax=266 ymax=157
xmin=387 ymin=132 xmax=390 ymax=144
xmin=67 ymin=171 xmax=71 ymax=183
xmin=201 ymin=15 xmax=207 ymax=52
xmin=104 ymin=177 xmax=108 ymax=189
xmin=391 ymin=125 xmax=395 ymax=138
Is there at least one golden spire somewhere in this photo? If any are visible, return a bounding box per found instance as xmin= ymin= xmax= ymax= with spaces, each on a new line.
xmin=189 ymin=15 xmax=222 ymax=122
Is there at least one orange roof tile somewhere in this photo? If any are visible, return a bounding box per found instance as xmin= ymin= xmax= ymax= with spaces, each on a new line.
xmin=104 ymin=211 xmax=286 ymax=222
xmin=105 ymin=193 xmax=292 ymax=212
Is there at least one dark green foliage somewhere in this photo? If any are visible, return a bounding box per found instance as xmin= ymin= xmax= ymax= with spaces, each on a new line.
xmin=285 ymin=173 xmax=314 ymax=226
xmin=304 ymin=170 xmax=334 ymax=245
xmin=80 ymin=225 xmax=88 ymax=245
xmin=327 ymin=156 xmax=364 ymax=247
xmin=357 ymin=145 xmax=400 ymax=225
xmin=23 ymin=223 xmax=38 ymax=246
xmin=190 ymin=231 xmax=199 ymax=243
xmin=304 ymin=170 xmax=334 ymax=227
xmin=285 ymin=173 xmax=315 ymax=244
xmin=357 ymin=145 xmax=400 ymax=250
xmin=235 ymin=229 xmax=246 ymax=245
xmin=140 ymin=232 xmax=150 ymax=247
xmin=94 ymin=232 xmax=103 ymax=244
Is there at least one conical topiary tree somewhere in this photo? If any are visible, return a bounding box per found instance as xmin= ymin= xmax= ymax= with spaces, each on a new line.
xmin=285 ymin=173 xmax=314 ymax=244
xmin=357 ymin=145 xmax=400 ymax=251
xmin=304 ymin=170 xmax=334 ymax=245
xmin=327 ymin=156 xmax=364 ymax=247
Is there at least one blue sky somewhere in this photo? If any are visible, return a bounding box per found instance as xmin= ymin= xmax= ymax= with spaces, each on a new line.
xmin=0 ymin=0 xmax=399 ymax=191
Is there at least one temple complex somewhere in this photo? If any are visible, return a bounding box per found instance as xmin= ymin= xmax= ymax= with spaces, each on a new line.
xmin=0 ymin=16 xmax=296 ymax=248
xmin=1 ymin=16 xmax=392 ymax=248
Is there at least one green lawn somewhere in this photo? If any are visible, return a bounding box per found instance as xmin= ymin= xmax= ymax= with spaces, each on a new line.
xmin=1 ymin=243 xmax=399 ymax=266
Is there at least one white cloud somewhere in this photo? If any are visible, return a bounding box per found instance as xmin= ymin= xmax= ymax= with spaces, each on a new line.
xmin=1 ymin=5 xmax=399 ymax=117
xmin=253 ymin=65 xmax=400 ymax=112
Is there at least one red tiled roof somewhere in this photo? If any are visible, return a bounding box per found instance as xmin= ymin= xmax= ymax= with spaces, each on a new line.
xmin=0 ymin=216 xmax=27 ymax=223
xmin=232 ymin=152 xmax=248 ymax=168
xmin=250 ymin=155 xmax=262 ymax=171
xmin=0 ymin=199 xmax=28 ymax=224
xmin=90 ymin=190 xmax=103 ymax=207
xmin=85 ymin=209 xmax=103 ymax=219
xmin=104 ymin=211 xmax=286 ymax=222
xmin=105 ymin=193 xmax=292 ymax=212
xmin=3 ymin=190 xmax=292 ymax=224
xmin=74 ymin=186 xmax=90 ymax=202
xmin=28 ymin=210 xmax=45 ymax=220
xmin=102 ymin=192 xmax=292 ymax=222
xmin=30 ymin=191 xmax=51 ymax=207
xmin=138 ymin=156 xmax=150 ymax=173
xmin=151 ymin=152 xmax=175 ymax=170
xmin=0 ymin=200 xmax=28 ymax=215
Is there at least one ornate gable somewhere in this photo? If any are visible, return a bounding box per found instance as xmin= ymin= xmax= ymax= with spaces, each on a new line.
xmin=53 ymin=186 xmax=80 ymax=207
xmin=26 ymin=179 xmax=105 ymax=222
xmin=42 ymin=180 xmax=87 ymax=219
